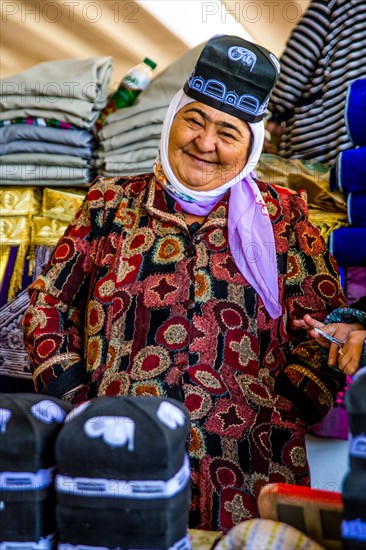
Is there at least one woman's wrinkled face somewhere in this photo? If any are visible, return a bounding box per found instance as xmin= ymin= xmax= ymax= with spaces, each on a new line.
xmin=168 ymin=101 xmax=252 ymax=191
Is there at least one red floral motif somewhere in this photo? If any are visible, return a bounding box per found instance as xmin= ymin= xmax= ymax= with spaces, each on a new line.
xmin=269 ymin=462 xmax=297 ymax=486
xmin=143 ymin=273 xmax=182 ymax=308
xmin=53 ymin=238 xmax=75 ymax=263
xmin=189 ymin=302 xmax=219 ymax=362
xmin=313 ymin=273 xmax=339 ymax=300
xmin=265 ymin=196 xmax=282 ymax=222
xmin=35 ymin=335 xmax=62 ymax=360
xmin=130 ymin=346 xmax=170 ymax=380
xmin=214 ymin=301 xmax=248 ymax=332
xmin=112 ymin=290 xmax=132 ymax=322
xmin=156 ymin=317 xmax=189 ymax=350
xmin=87 ymin=300 xmax=105 ymax=336
xmin=205 ymin=399 xmax=255 ymax=438
xmin=97 ymin=371 xmax=130 ymax=396
xmin=250 ymin=422 xmax=272 ymax=460
xmin=211 ymin=253 xmax=245 ymax=284
xmin=87 ymin=187 xmax=105 ymax=203
xmin=209 ymin=458 xmax=245 ymax=493
xmin=116 ymin=255 xmax=142 ymax=285
xmin=130 ymin=380 xmax=163 ymax=397
xmin=189 ymin=424 xmax=206 ymax=459
xmin=87 ymin=336 xmax=103 ymax=370
xmin=207 ymin=228 xmax=227 ymax=250
xmin=220 ymin=488 xmax=257 ymax=530
xmin=188 ymin=365 xmax=227 ymax=395
xmin=123 ymin=228 xmax=154 ymax=257
xmin=296 ymin=221 xmax=326 ymax=255
xmin=153 ymin=235 xmax=184 ymax=264
xmin=224 ymin=328 xmax=259 ymax=373
xmin=195 ymin=270 xmax=212 ymax=302
xmin=235 ymin=374 xmax=273 ymax=408
xmin=282 ymin=437 xmax=307 ymax=474
xmin=290 ymin=205 xmax=305 ymax=224
xmin=184 ymin=385 xmax=213 ymax=420
xmin=286 ymin=252 xmax=305 ymax=285
xmin=275 ymin=220 xmax=290 ymax=253
xmin=115 ymin=201 xmax=136 ymax=229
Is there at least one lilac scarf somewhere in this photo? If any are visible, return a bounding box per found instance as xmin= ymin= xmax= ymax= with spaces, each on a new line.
xmin=157 ymin=90 xmax=282 ymax=319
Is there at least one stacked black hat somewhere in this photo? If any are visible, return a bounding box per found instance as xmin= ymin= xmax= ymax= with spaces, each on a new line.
xmin=183 ymin=34 xmax=281 ymax=123
xmin=0 ymin=393 xmax=71 ymax=548
xmin=55 ymin=396 xmax=191 ymax=550
xmin=342 ymin=367 xmax=366 ymax=549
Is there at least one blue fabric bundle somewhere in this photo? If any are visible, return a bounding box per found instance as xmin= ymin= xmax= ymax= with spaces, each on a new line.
xmin=345 ymin=78 xmax=366 ymax=147
xmin=330 ymin=147 xmax=366 ymax=193
xmin=329 ymin=227 xmax=366 ymax=266
xmin=347 ymin=192 xmax=366 ymax=226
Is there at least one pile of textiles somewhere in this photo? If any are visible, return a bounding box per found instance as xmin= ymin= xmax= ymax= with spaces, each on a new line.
xmin=329 ymin=78 xmax=366 ymax=267
xmin=0 ymin=186 xmax=86 ymax=392
xmin=94 ymin=43 xmax=204 ymax=177
xmin=0 ymin=57 xmax=113 ymax=187
xmin=256 ymin=154 xmax=348 ymax=241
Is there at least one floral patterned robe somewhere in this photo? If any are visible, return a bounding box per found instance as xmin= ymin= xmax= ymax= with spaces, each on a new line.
xmin=23 ymin=172 xmax=346 ymax=532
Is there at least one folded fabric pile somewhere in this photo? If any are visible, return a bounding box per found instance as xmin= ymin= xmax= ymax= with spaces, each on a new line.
xmin=0 ymin=186 xmax=86 ymax=392
xmin=0 ymin=57 xmax=113 ymax=186
xmin=257 ymin=154 xmax=348 ymax=241
xmin=94 ymin=44 xmax=204 ymax=178
xmin=329 ymin=79 xmax=366 ymax=266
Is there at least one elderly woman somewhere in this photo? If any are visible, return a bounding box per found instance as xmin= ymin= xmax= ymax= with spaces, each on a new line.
xmin=23 ymin=35 xmax=346 ymax=533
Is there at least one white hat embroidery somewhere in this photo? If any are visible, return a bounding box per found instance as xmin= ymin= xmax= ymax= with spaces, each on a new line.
xmin=84 ymin=416 xmax=135 ymax=450
xmin=0 ymin=408 xmax=12 ymax=433
xmin=31 ymin=400 xmax=67 ymax=424
xmin=157 ymin=401 xmax=186 ymax=430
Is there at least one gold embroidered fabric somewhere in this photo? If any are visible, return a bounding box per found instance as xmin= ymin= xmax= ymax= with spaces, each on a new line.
xmin=32 ymin=216 xmax=70 ymax=246
xmin=0 ymin=186 xmax=86 ymax=300
xmin=0 ymin=187 xmax=42 ymax=217
xmin=257 ymin=154 xmax=347 ymax=213
xmin=42 ymin=187 xmax=87 ymax=222
xmin=308 ymin=209 xmax=348 ymax=241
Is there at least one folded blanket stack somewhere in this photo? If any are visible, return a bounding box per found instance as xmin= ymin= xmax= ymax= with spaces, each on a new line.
xmin=94 ymin=44 xmax=204 ymax=177
xmin=0 ymin=57 xmax=113 ymax=186
xmin=329 ymin=79 xmax=366 ymax=266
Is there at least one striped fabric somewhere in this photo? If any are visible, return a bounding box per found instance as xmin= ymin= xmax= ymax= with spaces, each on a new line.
xmin=268 ymin=0 xmax=366 ymax=164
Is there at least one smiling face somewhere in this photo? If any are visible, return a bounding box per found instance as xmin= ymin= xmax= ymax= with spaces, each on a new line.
xmin=168 ymin=101 xmax=252 ymax=192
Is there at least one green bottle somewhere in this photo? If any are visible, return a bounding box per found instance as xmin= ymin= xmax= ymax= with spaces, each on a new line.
xmin=96 ymin=57 xmax=157 ymax=131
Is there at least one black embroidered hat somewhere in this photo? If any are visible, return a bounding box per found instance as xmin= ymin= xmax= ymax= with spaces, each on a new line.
xmin=55 ymin=395 xmax=191 ymax=549
xmin=183 ymin=34 xmax=281 ymax=123
xmin=0 ymin=393 xmax=71 ymax=546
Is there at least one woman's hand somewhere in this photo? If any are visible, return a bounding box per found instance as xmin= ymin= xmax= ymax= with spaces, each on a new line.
xmin=294 ymin=314 xmax=364 ymax=372
xmin=338 ymin=330 xmax=366 ymax=375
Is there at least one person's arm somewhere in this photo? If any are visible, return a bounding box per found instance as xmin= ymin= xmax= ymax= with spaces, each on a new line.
xmin=295 ymin=306 xmax=366 ymax=374
xmin=268 ymin=0 xmax=331 ymax=122
xmin=274 ymin=190 xmax=347 ymax=425
xmin=22 ymin=177 xmax=119 ymax=402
